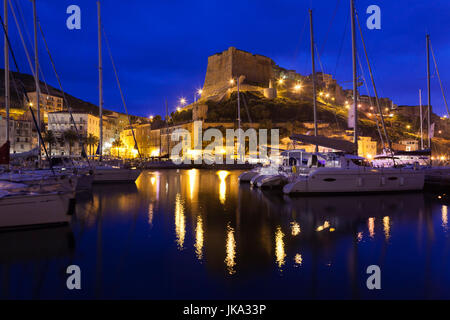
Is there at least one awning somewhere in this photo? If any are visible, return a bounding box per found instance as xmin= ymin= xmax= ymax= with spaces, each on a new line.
xmin=290 ymin=134 xmax=356 ymax=154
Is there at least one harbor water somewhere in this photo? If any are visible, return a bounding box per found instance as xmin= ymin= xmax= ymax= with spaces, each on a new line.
xmin=1 ymin=169 xmax=449 ymax=299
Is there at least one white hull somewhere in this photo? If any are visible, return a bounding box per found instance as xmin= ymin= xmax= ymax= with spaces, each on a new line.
xmin=283 ymin=167 xmax=425 ymax=194
xmin=93 ymin=168 xmax=142 ymax=183
xmin=424 ymin=166 xmax=450 ymax=186
xmin=0 ymin=192 xmax=73 ymax=229
xmin=256 ymin=174 xmax=288 ymax=188
xmin=238 ymin=170 xmax=260 ymax=183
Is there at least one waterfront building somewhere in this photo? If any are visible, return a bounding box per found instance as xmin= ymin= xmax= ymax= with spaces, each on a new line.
xmin=47 ymin=112 xmax=100 ymax=156
xmin=0 ymin=116 xmax=36 ymax=154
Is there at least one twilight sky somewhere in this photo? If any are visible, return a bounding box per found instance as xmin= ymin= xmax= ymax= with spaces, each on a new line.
xmin=2 ymin=0 xmax=450 ymax=117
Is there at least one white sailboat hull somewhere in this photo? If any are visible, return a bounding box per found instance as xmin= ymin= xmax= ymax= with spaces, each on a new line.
xmin=283 ymin=167 xmax=425 ymax=194
xmin=0 ymin=192 xmax=73 ymax=229
xmin=93 ymin=168 xmax=142 ymax=183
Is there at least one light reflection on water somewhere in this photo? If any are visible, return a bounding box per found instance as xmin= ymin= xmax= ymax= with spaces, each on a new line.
xmin=1 ymin=169 xmax=450 ymax=299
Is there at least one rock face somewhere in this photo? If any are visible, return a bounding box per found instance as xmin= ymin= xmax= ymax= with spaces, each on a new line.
xmin=202 ymin=47 xmax=275 ymax=99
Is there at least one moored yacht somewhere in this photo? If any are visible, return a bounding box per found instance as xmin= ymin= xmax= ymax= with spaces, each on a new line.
xmin=283 ymin=153 xmax=425 ymax=194
xmin=0 ymin=181 xmax=73 ymax=229
xmin=93 ymin=165 xmax=142 ymax=183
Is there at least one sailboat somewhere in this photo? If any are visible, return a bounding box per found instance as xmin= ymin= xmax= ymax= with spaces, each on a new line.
xmin=92 ymin=1 xmax=141 ymax=184
xmin=0 ymin=1 xmax=75 ymax=229
xmin=283 ymin=1 xmax=425 ymax=195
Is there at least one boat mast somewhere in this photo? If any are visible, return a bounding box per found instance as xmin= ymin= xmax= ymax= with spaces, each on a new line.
xmin=32 ymin=0 xmax=41 ymax=166
xmin=350 ymin=0 xmax=358 ymax=155
xmin=97 ymin=0 xmax=103 ymax=159
xmin=419 ymin=89 xmax=424 ymax=150
xmin=309 ymin=9 xmax=318 ymax=152
xmin=4 ymin=0 xmax=9 ymax=145
xmin=426 ymin=34 xmax=431 ymax=149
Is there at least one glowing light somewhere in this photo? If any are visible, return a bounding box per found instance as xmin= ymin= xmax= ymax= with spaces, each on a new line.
xmin=290 ymin=222 xmax=301 ymax=236
xmin=383 ymin=216 xmax=391 ymax=240
xmin=366 ymin=154 xmax=373 ymax=160
xmin=440 ymin=156 xmax=446 ymax=161
xmin=275 ymin=226 xmax=286 ymax=270
xmin=442 ymin=205 xmax=448 ymax=230
xmin=325 ymin=93 xmax=330 ymax=98
xmin=229 ymin=79 xmax=235 ymax=85
xmin=188 ymin=169 xmax=197 ymax=200
xmin=179 ymin=98 xmax=186 ymax=105
xmin=368 ymin=217 xmax=375 ymax=238
xmin=29 ymin=102 xmax=33 ymax=107
xmin=176 ymin=107 xmax=181 ymax=112
xmin=319 ymin=92 xmax=324 ymax=96
xmin=149 ymin=115 xmax=153 ymax=120
xmin=217 ymin=170 xmax=230 ymax=205
xmin=150 ymin=176 xmax=156 ymax=185
xmin=225 ymin=224 xmax=236 ymax=275
xmin=368 ymin=113 xmax=372 ymax=117
xmin=357 ymin=232 xmax=363 ymax=241
xmin=316 ymin=220 xmax=330 ymax=232
xmin=197 ymin=89 xmax=203 ymax=95
xmin=389 ymin=113 xmax=394 ymax=117
xmin=148 ymin=203 xmax=154 ymax=227
xmin=174 ymin=193 xmax=186 ymax=250
xmin=294 ymin=254 xmax=303 ymax=266
xmin=277 ymin=78 xmax=284 ymax=85
xmin=294 ymin=84 xmax=302 ymax=91
xmin=406 ymin=125 xmax=411 ymax=129
xmin=195 ymin=215 xmax=204 ymax=260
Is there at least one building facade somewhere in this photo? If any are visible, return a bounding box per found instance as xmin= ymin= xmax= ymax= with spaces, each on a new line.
xmin=47 ymin=112 xmax=100 ymax=156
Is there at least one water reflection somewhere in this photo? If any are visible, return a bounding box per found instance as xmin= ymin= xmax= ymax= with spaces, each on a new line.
xmin=5 ymin=170 xmax=450 ymax=299
xmin=368 ymin=217 xmax=375 ymax=238
xmin=383 ymin=216 xmax=391 ymax=240
xmin=225 ymin=223 xmax=236 ymax=275
xmin=275 ymin=226 xmax=286 ymax=271
xmin=442 ymin=205 xmax=448 ymax=230
xmin=195 ymin=215 xmax=204 ymax=260
xmin=290 ymin=222 xmax=301 ymax=236
xmin=217 ymin=170 xmax=230 ymax=205
xmin=174 ymin=193 xmax=186 ymax=250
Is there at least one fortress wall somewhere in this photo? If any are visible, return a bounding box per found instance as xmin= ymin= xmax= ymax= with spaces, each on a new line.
xmin=202 ymin=47 xmax=274 ymax=98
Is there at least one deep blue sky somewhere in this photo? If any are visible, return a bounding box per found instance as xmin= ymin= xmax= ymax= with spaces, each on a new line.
xmin=2 ymin=0 xmax=450 ymax=117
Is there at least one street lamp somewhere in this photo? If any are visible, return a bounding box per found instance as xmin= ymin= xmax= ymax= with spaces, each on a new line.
xmin=179 ymin=98 xmax=186 ymax=106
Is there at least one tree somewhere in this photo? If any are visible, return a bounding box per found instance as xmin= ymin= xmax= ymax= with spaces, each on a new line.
xmin=86 ymin=133 xmax=99 ymax=156
xmin=43 ymin=130 xmax=56 ymax=156
xmin=63 ymin=129 xmax=78 ymax=156
xmin=112 ymin=138 xmax=123 ymax=158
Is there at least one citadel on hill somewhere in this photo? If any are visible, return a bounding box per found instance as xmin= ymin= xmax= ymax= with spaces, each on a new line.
xmin=120 ymin=47 xmax=450 ymax=159
xmin=1 ymin=47 xmax=449 ymax=159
